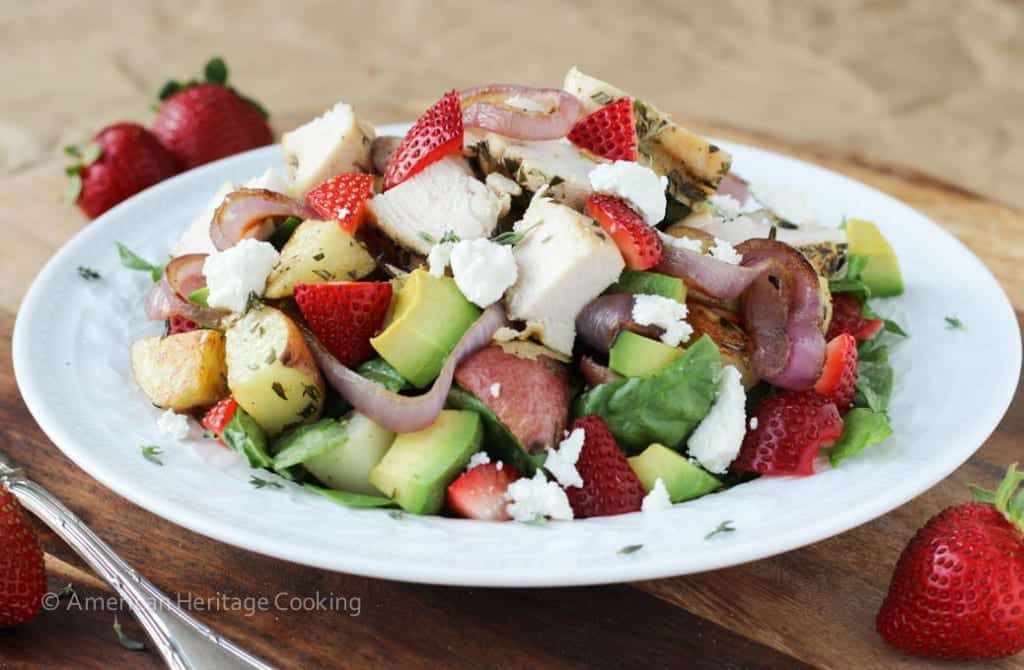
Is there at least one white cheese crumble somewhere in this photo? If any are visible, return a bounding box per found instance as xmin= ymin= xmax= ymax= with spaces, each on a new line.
xmin=687 ymin=366 xmax=747 ymax=474
xmin=710 ymin=238 xmax=743 ymax=265
xmin=489 ymin=383 xmax=502 ymax=399
xmin=661 ymin=233 xmax=704 ymax=253
xmin=505 ymin=94 xmax=549 ymax=113
xmin=708 ymin=194 xmax=745 ymax=220
xmin=641 ymin=478 xmax=673 ymax=513
xmin=631 ymin=294 xmax=693 ymax=347
xmin=466 ymin=451 xmax=491 ymax=471
xmin=505 ymin=470 xmax=574 ymax=522
xmin=449 ymin=238 xmax=518 ymax=308
xmin=156 ymin=409 xmax=190 ymax=440
xmin=588 ymin=160 xmax=668 ymax=226
xmin=749 ymin=417 xmax=759 ymax=430
xmin=202 ymin=239 xmax=280 ymax=313
xmin=427 ymin=241 xmax=455 ymax=278
xmin=544 ymin=427 xmax=585 ymax=489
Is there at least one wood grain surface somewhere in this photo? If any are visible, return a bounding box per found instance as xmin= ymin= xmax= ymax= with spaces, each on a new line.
xmin=2 ymin=121 xmax=1024 ymax=669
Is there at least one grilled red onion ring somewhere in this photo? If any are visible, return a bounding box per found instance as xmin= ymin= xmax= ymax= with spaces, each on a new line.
xmin=302 ymin=304 xmax=508 ymax=433
xmin=164 ymin=253 xmax=208 ymax=298
xmin=210 ymin=188 xmax=316 ymax=250
xmin=737 ymin=239 xmax=825 ymax=390
xmin=460 ymin=85 xmax=582 ymax=141
xmin=144 ymin=276 xmax=223 ymax=328
xmin=575 ymin=293 xmax=666 ymax=353
xmin=656 ymin=246 xmax=764 ymax=300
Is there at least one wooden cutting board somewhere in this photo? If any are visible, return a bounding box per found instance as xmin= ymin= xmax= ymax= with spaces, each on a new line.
xmin=1 ymin=122 xmax=1022 ymax=670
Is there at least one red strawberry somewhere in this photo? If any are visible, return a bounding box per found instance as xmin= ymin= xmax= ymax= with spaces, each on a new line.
xmin=827 ymin=293 xmax=884 ymax=341
xmin=447 ymin=462 xmax=522 ymax=521
xmin=877 ymin=464 xmax=1024 ymax=660
xmin=0 ymin=488 xmax=46 ymax=627
xmin=586 ymin=193 xmax=663 ymax=270
xmin=383 ymin=90 xmax=462 ymax=190
xmin=201 ymin=396 xmax=238 ymax=445
xmin=152 ymin=58 xmax=272 ymax=169
xmin=294 ymin=282 xmax=393 ymax=367
xmin=167 ymin=314 xmax=198 ymax=335
xmin=814 ymin=333 xmax=858 ymax=410
xmin=306 ymin=173 xmax=376 ymax=233
xmin=731 ymin=391 xmax=844 ymax=476
xmin=567 ymin=97 xmax=637 ymax=161
xmin=66 ymin=122 xmax=180 ymax=219
xmin=565 ymin=416 xmax=646 ymax=518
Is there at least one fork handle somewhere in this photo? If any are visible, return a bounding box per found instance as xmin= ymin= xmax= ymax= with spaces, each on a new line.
xmin=5 ymin=476 xmax=275 ymax=670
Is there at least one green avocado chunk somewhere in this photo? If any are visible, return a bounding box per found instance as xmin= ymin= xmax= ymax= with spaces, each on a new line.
xmin=368 ymin=410 xmax=483 ymax=515
xmin=628 ymin=443 xmax=721 ymax=502
xmin=609 ymin=331 xmax=683 ymax=377
xmin=370 ymin=269 xmax=481 ymax=388
xmin=845 ymin=219 xmax=903 ymax=297
xmin=606 ymin=270 xmax=686 ymax=302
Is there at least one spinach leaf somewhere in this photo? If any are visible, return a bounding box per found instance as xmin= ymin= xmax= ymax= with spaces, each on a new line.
xmin=828 ymin=277 xmax=871 ymax=303
xmin=116 ymin=243 xmax=163 ymax=281
xmin=304 ymin=484 xmax=396 ymax=508
xmin=854 ymin=340 xmax=894 ymax=413
xmin=269 ymin=216 xmax=303 ymax=249
xmin=861 ymin=302 xmax=908 ymax=337
xmin=446 ymin=387 xmax=543 ymax=476
xmin=222 ymin=407 xmax=273 ymax=468
xmin=575 ymin=335 xmax=721 ymax=453
xmin=830 ymin=408 xmax=893 ymax=466
xmin=272 ymin=419 xmax=346 ymax=469
xmin=357 ymin=358 xmax=409 ymax=393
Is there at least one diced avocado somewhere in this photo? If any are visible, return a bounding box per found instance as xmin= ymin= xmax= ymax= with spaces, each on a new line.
xmin=609 ymin=331 xmax=683 ymax=377
xmin=628 ymin=443 xmax=721 ymax=502
xmin=846 ymin=219 xmax=903 ymax=297
xmin=370 ymin=269 xmax=481 ymax=388
xmin=606 ymin=270 xmax=686 ymax=302
xmin=303 ymin=413 xmax=397 ymax=495
xmin=369 ymin=410 xmax=483 ymax=514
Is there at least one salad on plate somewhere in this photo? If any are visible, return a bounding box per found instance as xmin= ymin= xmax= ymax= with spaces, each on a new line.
xmin=126 ymin=67 xmax=906 ymax=522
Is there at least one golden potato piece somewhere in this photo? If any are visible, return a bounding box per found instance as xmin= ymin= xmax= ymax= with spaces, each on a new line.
xmin=130 ymin=330 xmax=228 ymax=411
xmin=264 ymin=219 xmax=376 ymax=298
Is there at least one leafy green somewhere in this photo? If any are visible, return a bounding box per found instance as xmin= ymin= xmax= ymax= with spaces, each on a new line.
xmin=575 ymin=335 xmax=721 ymax=453
xmin=188 ymin=287 xmax=209 ymax=306
xmin=829 ymin=254 xmax=871 ymax=302
xmin=116 ymin=243 xmax=163 ymax=281
xmin=357 ymin=358 xmax=409 ymax=393
xmin=446 ymin=387 xmax=543 ymax=476
xmin=854 ymin=340 xmax=894 ymax=413
xmin=304 ymin=484 xmax=396 ymax=508
xmin=829 ymin=408 xmax=893 ymax=466
xmin=140 ymin=445 xmax=164 ymax=465
xmin=222 ymin=407 xmax=273 ymax=468
xmin=861 ymin=302 xmax=907 ymax=337
xmin=269 ymin=216 xmax=302 ymax=249
xmin=204 ymin=56 xmax=228 ymax=85
xmin=271 ymin=419 xmax=345 ymax=469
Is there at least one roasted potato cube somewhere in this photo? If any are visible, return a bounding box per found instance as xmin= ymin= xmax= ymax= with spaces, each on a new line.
xmin=130 ymin=330 xmax=228 ymax=410
xmin=264 ymin=219 xmax=376 ymax=298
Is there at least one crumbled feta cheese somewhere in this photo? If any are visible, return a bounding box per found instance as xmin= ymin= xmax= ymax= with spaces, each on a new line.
xmin=493 ymin=326 xmax=522 ymax=342
xmin=710 ymin=238 xmax=743 ymax=265
xmin=708 ymin=194 xmax=744 ymax=220
xmin=641 ymin=478 xmax=673 ymax=513
xmin=588 ymin=160 xmax=668 ymax=225
xmin=156 ymin=409 xmax=190 ymax=440
xmin=632 ymin=294 xmax=693 ymax=347
xmin=661 ymin=233 xmax=704 ymax=253
xmin=544 ymin=427 xmax=585 ymax=489
xmin=466 ymin=451 xmax=491 ymax=471
xmin=489 ymin=383 xmax=502 ymax=399
xmin=749 ymin=417 xmax=759 ymax=430
xmin=505 ymin=470 xmax=574 ymax=522
xmin=505 ymin=94 xmax=548 ymax=113
xmin=427 ymin=241 xmax=455 ymax=278
xmin=202 ymin=239 xmax=280 ymax=312
xmin=449 ymin=238 xmax=518 ymax=308
xmin=244 ymin=168 xmax=291 ymax=194
xmin=687 ymin=366 xmax=747 ymax=474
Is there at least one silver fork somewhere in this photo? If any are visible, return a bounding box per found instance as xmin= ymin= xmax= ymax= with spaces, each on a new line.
xmin=0 ymin=447 xmax=276 ymax=670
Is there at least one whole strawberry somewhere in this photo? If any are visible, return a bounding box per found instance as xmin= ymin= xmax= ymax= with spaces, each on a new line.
xmin=877 ymin=464 xmax=1024 ymax=660
xmin=65 ymin=122 xmax=180 ymax=219
xmin=153 ymin=57 xmax=272 ymax=169
xmin=0 ymin=488 xmax=47 ymax=627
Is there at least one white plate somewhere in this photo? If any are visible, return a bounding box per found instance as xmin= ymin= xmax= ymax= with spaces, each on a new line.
xmin=13 ymin=125 xmax=1021 ymax=587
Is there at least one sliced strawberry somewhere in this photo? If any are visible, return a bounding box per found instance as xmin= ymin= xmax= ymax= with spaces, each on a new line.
xmin=814 ymin=333 xmax=858 ymax=410
xmin=567 ymin=97 xmax=637 ymax=161
xmin=827 ymin=293 xmax=883 ymax=341
xmin=294 ymin=282 xmax=393 ymax=367
xmin=202 ymin=396 xmax=238 ymax=445
xmin=586 ymin=193 xmax=663 ymax=270
xmin=566 ymin=416 xmax=646 ymax=518
xmin=383 ymin=91 xmax=463 ymax=190
xmin=306 ymin=173 xmax=376 ymax=232
xmin=447 ymin=462 xmax=521 ymax=521
xmin=731 ymin=391 xmax=844 ymax=476
xmin=167 ymin=314 xmax=198 ymax=335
